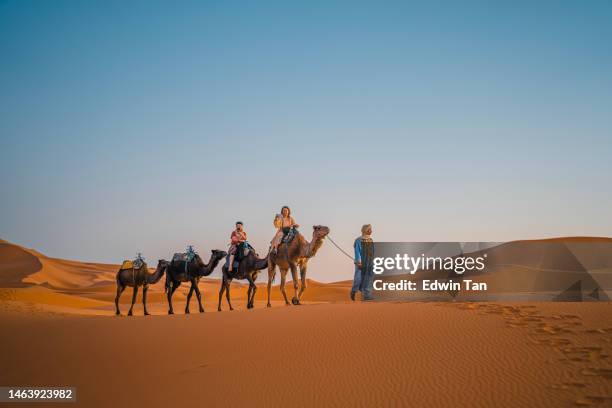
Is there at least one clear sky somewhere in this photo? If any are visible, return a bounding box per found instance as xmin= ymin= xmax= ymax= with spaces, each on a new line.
xmin=1 ymin=0 xmax=611 ymax=282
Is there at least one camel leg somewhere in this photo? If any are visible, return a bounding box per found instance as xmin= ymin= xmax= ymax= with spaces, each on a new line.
xmin=298 ymin=263 xmax=308 ymax=302
xmin=115 ymin=284 xmax=125 ymax=315
xmin=280 ymin=268 xmax=290 ymax=305
xmin=192 ymin=279 xmax=204 ymax=313
xmin=218 ymin=277 xmax=226 ymax=312
xmin=266 ymin=263 xmax=276 ymax=308
xmin=246 ymin=283 xmax=252 ymax=309
xmin=167 ymin=281 xmax=180 ymax=315
xmin=128 ymin=286 xmax=139 ymax=316
xmin=142 ymin=284 xmax=150 ymax=316
xmin=185 ymin=285 xmax=194 ymax=314
xmin=289 ymin=262 xmax=300 ymax=305
xmin=251 ymin=284 xmax=258 ymax=308
xmin=225 ymin=279 xmax=234 ymax=311
xmin=247 ymin=275 xmax=257 ymax=309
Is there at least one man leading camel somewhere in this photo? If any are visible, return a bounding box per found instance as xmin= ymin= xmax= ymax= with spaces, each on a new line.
xmin=351 ymin=224 xmax=374 ymax=301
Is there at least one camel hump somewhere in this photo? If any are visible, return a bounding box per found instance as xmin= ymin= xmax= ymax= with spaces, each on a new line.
xmin=120 ymin=260 xmax=133 ymax=270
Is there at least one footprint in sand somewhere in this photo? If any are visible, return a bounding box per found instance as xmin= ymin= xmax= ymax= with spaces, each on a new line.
xmin=451 ymin=303 xmax=612 ymax=405
xmin=574 ymin=395 xmax=612 ymax=406
xmin=581 ymin=367 xmax=612 ymax=380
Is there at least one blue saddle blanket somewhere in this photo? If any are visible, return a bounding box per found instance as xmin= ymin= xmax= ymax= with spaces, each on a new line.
xmin=281 ymin=227 xmax=298 ymax=244
xmin=225 ymin=242 xmax=254 ymax=270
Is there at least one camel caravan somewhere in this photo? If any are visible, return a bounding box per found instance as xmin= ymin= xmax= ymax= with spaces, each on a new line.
xmin=115 ymin=206 xmax=330 ymax=316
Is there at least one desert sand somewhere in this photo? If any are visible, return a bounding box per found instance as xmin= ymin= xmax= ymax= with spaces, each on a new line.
xmin=1 ymin=239 xmax=611 ymax=407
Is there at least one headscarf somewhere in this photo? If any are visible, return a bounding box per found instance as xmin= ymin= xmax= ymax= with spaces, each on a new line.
xmin=361 ymin=224 xmax=372 ymax=241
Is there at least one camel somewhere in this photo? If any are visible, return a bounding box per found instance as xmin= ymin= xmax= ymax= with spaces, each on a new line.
xmin=218 ymin=248 xmax=268 ymax=311
xmin=165 ymin=249 xmax=227 ymax=314
xmin=267 ymin=225 xmax=330 ymax=307
xmin=115 ymin=259 xmax=169 ymax=316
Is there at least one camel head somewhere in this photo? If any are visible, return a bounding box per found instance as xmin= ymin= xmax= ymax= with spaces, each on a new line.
xmin=211 ymin=249 xmax=228 ymax=261
xmin=156 ymin=259 xmax=169 ymax=271
xmin=312 ymin=225 xmax=330 ymax=240
xmin=193 ymin=250 xmax=226 ymax=267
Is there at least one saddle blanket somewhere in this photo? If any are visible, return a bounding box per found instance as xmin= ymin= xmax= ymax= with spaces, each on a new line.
xmin=281 ymin=228 xmax=298 ymax=244
xmin=173 ymin=250 xmax=196 ymax=264
xmin=225 ymin=253 xmax=245 ymax=270
xmin=121 ymin=259 xmax=145 ymax=270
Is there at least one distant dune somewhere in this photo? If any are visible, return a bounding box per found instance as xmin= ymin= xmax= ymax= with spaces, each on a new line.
xmin=0 ymin=239 xmax=42 ymax=287
xmin=1 ymin=237 xmax=612 ymax=313
xmin=0 ymin=238 xmax=352 ymax=315
xmin=376 ymin=237 xmax=612 ymax=302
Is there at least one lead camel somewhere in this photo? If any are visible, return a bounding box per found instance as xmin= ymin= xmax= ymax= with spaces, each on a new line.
xmin=267 ymin=225 xmax=330 ymax=307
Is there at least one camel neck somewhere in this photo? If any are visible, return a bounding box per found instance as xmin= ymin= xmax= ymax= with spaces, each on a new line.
xmin=147 ymin=264 xmax=166 ymax=284
xmin=199 ymin=255 xmax=221 ymax=277
xmin=305 ymin=236 xmax=323 ymax=258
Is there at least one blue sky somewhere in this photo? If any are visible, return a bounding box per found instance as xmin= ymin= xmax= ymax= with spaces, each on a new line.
xmin=1 ymin=0 xmax=611 ymax=282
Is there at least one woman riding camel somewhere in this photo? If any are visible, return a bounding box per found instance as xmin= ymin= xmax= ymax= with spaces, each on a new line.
xmin=270 ymin=206 xmax=299 ymax=254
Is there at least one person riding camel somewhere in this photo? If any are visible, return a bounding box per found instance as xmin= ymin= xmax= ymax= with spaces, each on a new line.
xmin=270 ymin=206 xmax=299 ymax=255
xmin=228 ymin=221 xmax=247 ymax=272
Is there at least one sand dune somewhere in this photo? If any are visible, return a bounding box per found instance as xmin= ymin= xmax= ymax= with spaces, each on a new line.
xmin=1 ymin=302 xmax=611 ymax=407
xmin=3 ymin=237 xmax=611 ymax=312
xmin=0 ymin=239 xmax=117 ymax=289
xmin=375 ymin=237 xmax=612 ymax=302
xmin=1 ymin=237 xmax=612 ymax=313
xmin=0 ymin=240 xmax=42 ymax=287
xmin=0 ymin=239 xmax=350 ymax=315
xmin=1 ymin=238 xmax=611 ymax=407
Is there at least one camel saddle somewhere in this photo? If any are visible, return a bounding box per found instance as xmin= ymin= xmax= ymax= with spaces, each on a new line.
xmin=172 ymin=253 xmax=187 ymax=263
xmin=281 ymin=227 xmax=298 ymax=244
xmin=226 ymin=242 xmax=254 ymax=270
xmin=173 ymin=249 xmax=197 ymax=274
xmin=121 ymin=258 xmax=144 ymax=270
xmin=172 ymin=252 xmax=196 ymax=264
xmin=226 ymin=258 xmax=240 ymax=270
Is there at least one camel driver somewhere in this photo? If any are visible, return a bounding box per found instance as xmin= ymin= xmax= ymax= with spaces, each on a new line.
xmin=351 ymin=224 xmax=374 ymax=301
xmin=270 ymin=206 xmax=299 ymax=255
xmin=227 ymin=221 xmax=247 ymax=272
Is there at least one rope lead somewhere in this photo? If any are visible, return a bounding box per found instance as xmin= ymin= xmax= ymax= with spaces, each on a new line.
xmin=327 ymin=235 xmax=355 ymax=261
